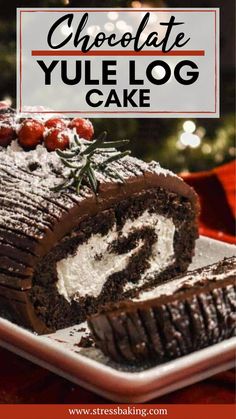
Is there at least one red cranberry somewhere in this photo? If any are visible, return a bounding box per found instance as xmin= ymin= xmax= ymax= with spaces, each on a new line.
xmin=44 ymin=118 xmax=67 ymax=130
xmin=0 ymin=124 xmax=16 ymax=147
xmin=68 ymin=118 xmax=94 ymax=140
xmin=44 ymin=128 xmax=70 ymax=152
xmin=18 ymin=119 xmax=45 ymax=149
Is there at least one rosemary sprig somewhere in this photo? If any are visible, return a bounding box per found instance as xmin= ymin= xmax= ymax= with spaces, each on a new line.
xmin=51 ymin=132 xmax=131 ymax=195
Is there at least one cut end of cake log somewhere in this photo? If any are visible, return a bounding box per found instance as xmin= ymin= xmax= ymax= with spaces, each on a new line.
xmin=88 ymin=257 xmax=236 ymax=364
xmin=28 ymin=186 xmax=198 ymax=331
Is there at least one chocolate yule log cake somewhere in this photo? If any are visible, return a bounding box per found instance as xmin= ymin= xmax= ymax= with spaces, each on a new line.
xmin=88 ymin=257 xmax=236 ymax=364
xmin=0 ymin=106 xmax=199 ymax=333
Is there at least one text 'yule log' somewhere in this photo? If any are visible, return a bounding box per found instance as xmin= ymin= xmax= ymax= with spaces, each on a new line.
xmin=37 ymin=59 xmax=199 ymax=107
xmin=37 ymin=60 xmax=199 ymax=108
xmin=37 ymin=60 xmax=199 ymax=86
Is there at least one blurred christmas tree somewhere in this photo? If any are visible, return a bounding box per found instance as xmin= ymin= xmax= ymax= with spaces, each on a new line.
xmin=0 ymin=0 xmax=235 ymax=172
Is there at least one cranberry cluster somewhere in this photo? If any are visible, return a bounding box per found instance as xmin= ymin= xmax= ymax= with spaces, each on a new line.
xmin=0 ymin=116 xmax=94 ymax=151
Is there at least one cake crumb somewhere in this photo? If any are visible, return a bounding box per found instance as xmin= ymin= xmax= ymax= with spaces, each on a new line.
xmin=76 ymin=334 xmax=94 ymax=348
xmin=77 ymin=327 xmax=86 ymax=332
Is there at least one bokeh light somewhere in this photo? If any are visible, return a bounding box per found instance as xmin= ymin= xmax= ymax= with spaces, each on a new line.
xmin=61 ymin=25 xmax=73 ymax=36
xmin=153 ymin=65 xmax=167 ymax=80
xmin=3 ymin=96 xmax=12 ymax=106
xmin=116 ymin=20 xmax=127 ymax=31
xmin=180 ymin=132 xmax=201 ymax=148
xmin=104 ymin=22 xmax=115 ymax=32
xmin=183 ymin=120 xmax=196 ymax=134
xmin=131 ymin=1 xmax=142 ymax=7
xmin=202 ymin=143 xmax=212 ymax=154
xmin=87 ymin=25 xmax=101 ymax=37
xmin=107 ymin=12 xmax=119 ymax=21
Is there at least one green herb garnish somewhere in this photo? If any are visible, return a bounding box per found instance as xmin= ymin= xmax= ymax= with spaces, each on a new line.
xmin=52 ymin=132 xmax=130 ymax=195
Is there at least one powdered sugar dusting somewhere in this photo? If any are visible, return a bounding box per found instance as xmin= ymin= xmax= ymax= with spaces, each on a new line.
xmin=0 ymin=111 xmax=180 ymax=241
xmin=148 ymin=160 xmax=179 ymax=178
xmin=2 ymin=142 xmax=64 ymax=189
xmin=18 ymin=106 xmax=64 ymax=122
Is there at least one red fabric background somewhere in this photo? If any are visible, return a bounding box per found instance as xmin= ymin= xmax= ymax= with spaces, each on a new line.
xmin=0 ymin=161 xmax=235 ymax=404
xmin=182 ymin=160 xmax=236 ymax=244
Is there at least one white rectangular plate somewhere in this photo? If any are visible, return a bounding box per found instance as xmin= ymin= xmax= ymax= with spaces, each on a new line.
xmin=0 ymin=236 xmax=235 ymax=403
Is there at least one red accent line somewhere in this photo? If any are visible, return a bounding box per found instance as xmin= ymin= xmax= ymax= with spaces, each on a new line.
xmin=214 ymin=10 xmax=217 ymax=114
xmin=19 ymin=9 xmax=217 ymax=13
xmin=32 ymin=49 xmax=205 ymax=57
xmin=23 ymin=110 xmax=216 ymax=114
xmin=20 ymin=11 xmax=22 ymax=112
xmin=19 ymin=9 xmax=218 ymax=115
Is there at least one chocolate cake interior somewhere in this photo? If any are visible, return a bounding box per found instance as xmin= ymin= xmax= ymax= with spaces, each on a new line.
xmin=29 ymin=187 xmax=197 ymax=331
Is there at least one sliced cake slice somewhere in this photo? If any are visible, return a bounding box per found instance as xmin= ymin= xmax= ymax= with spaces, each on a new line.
xmin=88 ymin=257 xmax=236 ymax=364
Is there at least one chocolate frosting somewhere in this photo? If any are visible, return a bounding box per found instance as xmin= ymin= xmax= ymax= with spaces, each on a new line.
xmin=88 ymin=257 xmax=236 ymax=364
xmin=0 ymin=145 xmax=199 ymax=292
